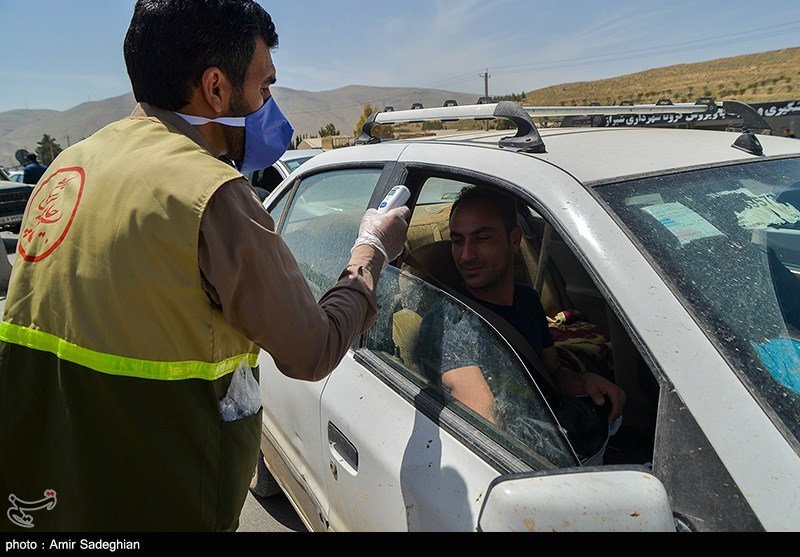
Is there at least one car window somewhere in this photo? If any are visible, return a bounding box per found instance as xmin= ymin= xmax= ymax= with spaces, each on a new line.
xmin=416 ymin=177 xmax=466 ymax=205
xmin=277 ymin=168 xmax=381 ymax=300
xmin=284 ymin=156 xmax=315 ymax=172
xmin=366 ymin=264 xmax=576 ymax=469
xmin=597 ymin=157 xmax=800 ymax=445
xmin=268 ymin=190 xmax=289 ymax=224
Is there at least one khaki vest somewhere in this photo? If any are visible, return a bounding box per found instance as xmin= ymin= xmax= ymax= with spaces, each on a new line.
xmin=2 ymin=115 xmax=259 ymax=376
xmin=0 ymin=116 xmax=262 ymax=531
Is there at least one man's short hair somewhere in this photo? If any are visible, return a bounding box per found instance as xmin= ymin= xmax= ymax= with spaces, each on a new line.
xmin=450 ymin=185 xmax=518 ymax=233
xmin=25 ymin=153 xmax=37 ymax=162
xmin=123 ymin=0 xmax=279 ymax=111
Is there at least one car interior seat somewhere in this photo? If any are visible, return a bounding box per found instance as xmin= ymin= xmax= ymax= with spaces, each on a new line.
xmin=251 ymin=165 xmax=284 ymax=195
xmin=392 ymin=306 xmax=423 ymax=373
xmin=401 ymin=202 xmax=563 ymax=313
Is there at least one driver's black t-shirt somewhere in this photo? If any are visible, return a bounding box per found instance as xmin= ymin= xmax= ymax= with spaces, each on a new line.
xmin=419 ymin=282 xmax=557 ymax=400
xmin=456 ymin=282 xmax=554 ymax=358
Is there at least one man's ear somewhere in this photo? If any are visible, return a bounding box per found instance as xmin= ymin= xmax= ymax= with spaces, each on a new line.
xmin=510 ymin=225 xmax=522 ymax=253
xmin=199 ymin=67 xmax=233 ymax=116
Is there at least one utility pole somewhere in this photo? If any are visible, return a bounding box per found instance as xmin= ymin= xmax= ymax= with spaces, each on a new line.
xmin=480 ymin=69 xmax=491 ymax=130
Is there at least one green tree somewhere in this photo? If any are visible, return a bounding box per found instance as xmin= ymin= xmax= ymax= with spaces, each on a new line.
xmin=353 ymin=104 xmax=394 ymax=140
xmin=36 ymin=134 xmax=63 ymax=166
xmin=318 ymin=123 xmax=340 ymax=137
xmin=353 ymin=104 xmax=374 ymax=137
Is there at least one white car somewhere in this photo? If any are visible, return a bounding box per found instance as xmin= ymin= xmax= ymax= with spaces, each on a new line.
xmin=253 ymin=99 xmax=800 ymax=532
xmin=248 ymin=149 xmax=324 ymax=201
xmin=8 ymin=170 xmax=24 ymax=183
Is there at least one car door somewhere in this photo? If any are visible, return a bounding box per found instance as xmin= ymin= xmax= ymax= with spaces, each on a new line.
xmin=314 ymin=169 xmax=579 ymax=530
xmin=320 ymin=263 xmax=577 ymax=531
xmin=259 ymin=165 xmax=387 ymax=529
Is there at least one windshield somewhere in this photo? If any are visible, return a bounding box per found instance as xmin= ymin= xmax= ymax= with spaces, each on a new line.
xmin=597 ymin=157 xmax=800 ymax=446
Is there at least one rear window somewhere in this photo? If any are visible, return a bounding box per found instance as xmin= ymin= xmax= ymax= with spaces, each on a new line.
xmin=597 ymin=157 xmax=800 ymax=448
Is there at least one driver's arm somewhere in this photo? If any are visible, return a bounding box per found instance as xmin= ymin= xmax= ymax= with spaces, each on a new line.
xmin=442 ymin=366 xmax=497 ymax=423
xmin=543 ymin=345 xmax=626 ymax=422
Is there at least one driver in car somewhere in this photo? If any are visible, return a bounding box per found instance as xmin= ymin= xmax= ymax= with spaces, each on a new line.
xmin=420 ymin=186 xmax=626 ymax=463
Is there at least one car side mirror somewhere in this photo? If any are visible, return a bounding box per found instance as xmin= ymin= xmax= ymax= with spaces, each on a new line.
xmin=478 ymin=466 xmax=676 ymax=532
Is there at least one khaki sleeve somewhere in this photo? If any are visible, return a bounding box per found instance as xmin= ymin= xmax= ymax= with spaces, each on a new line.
xmin=199 ymin=179 xmax=385 ymax=382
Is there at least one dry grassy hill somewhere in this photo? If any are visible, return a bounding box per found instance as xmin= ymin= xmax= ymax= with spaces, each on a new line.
xmin=521 ymin=47 xmax=800 ymax=107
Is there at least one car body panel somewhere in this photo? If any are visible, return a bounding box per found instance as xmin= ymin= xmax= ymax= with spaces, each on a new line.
xmin=257 ymin=348 xmax=329 ymax=529
xmin=275 ymin=149 xmax=326 ymax=176
xmin=320 ymin=352 xmax=502 ymax=531
xmin=248 ymin=149 xmax=326 ymax=201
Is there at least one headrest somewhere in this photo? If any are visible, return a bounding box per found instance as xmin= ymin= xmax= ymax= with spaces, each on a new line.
xmin=403 ymin=240 xmax=462 ymax=290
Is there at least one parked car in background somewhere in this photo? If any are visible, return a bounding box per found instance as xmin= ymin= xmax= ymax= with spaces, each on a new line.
xmin=7 ymin=171 xmax=24 ymax=183
xmin=248 ymin=149 xmax=325 ymax=201
xmin=0 ymin=167 xmax=33 ymax=234
xmin=251 ymin=99 xmax=800 ymax=532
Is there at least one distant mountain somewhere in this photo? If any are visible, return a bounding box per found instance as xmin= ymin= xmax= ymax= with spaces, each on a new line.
xmin=0 ymin=86 xmax=480 ymax=167
xmin=0 ymin=93 xmax=137 ymax=168
xmin=2 ymin=47 xmax=799 ymax=167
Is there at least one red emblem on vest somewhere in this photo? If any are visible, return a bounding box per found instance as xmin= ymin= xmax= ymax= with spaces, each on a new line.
xmin=18 ymin=167 xmax=86 ymax=263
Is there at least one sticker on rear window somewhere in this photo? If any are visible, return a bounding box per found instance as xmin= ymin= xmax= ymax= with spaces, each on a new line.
xmin=708 ymin=188 xmax=800 ymax=230
xmin=641 ymin=202 xmax=725 ymax=246
xmin=753 ymin=338 xmax=800 ymax=394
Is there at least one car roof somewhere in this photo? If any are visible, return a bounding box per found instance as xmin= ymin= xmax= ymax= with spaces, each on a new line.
xmin=280 ymin=149 xmax=325 ymax=162
xmin=394 ymin=126 xmax=800 ymax=185
xmin=338 ymin=100 xmax=800 ymax=186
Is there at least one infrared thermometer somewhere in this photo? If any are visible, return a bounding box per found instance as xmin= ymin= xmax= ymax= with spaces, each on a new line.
xmin=377 ymin=185 xmax=411 ymax=214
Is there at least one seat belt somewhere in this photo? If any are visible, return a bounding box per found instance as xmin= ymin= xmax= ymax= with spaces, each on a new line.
xmin=402 ymin=252 xmax=559 ymax=398
xmin=534 ymin=222 xmax=553 ymax=296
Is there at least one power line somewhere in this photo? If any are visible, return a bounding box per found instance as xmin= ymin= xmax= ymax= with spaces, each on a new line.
xmin=493 ymin=19 xmax=800 ymax=74
xmin=414 ymin=19 xmax=800 ymax=94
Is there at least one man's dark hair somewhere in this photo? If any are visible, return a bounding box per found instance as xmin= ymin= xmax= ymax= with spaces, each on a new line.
xmin=25 ymin=153 xmax=37 ymax=162
xmin=450 ymin=185 xmax=518 ymax=234
xmin=123 ymin=0 xmax=279 ymax=111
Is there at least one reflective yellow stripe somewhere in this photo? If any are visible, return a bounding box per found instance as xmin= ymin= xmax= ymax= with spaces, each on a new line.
xmin=0 ymin=322 xmax=258 ymax=382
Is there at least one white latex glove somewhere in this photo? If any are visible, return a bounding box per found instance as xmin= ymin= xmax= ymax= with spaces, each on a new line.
xmin=352 ymin=206 xmax=411 ymax=271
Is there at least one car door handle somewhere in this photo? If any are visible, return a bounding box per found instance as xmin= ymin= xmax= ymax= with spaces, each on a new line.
xmin=328 ymin=422 xmax=359 ymax=472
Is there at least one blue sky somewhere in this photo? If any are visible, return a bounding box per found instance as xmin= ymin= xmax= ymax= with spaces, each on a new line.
xmin=1 ymin=0 xmax=799 ymax=113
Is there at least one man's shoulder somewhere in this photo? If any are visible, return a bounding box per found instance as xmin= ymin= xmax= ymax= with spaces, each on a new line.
xmin=514 ymin=283 xmax=547 ymax=313
xmin=514 ymin=282 xmax=539 ymax=300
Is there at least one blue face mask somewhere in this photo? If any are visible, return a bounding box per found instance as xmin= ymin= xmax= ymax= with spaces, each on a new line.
xmin=176 ymin=96 xmax=294 ymax=174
